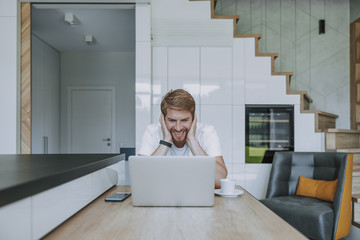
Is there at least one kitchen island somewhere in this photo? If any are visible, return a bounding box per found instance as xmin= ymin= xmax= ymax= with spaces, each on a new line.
xmin=0 ymin=154 xmax=125 ymax=240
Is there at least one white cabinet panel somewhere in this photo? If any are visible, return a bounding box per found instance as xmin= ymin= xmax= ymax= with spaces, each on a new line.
xmin=244 ymin=38 xmax=255 ymax=58
xmin=232 ymin=105 xmax=245 ymax=165
xmin=152 ymin=104 xmax=161 ymax=124
xmin=135 ymin=3 xmax=151 ymax=42
xmin=168 ymin=47 xmax=200 ymax=103
xmin=244 ymin=164 xmax=272 ymax=199
xmin=107 ymin=161 xmax=124 ymax=185
xmin=267 ymin=75 xmax=300 ymax=104
xmin=0 ymin=198 xmax=32 ymax=240
xmin=245 ymin=78 xmax=268 ymax=103
xmin=152 ymin=47 xmax=168 ymax=104
xmin=245 ymin=56 xmax=272 ymax=81
xmin=45 ymin=43 xmax=60 ymax=153
xmin=152 ymin=0 xmax=210 ymax=19
xmin=231 ymin=106 xmax=245 ymax=186
xmin=201 ymin=47 xmax=232 ymax=105
xmin=32 ymin=36 xmax=46 ymax=154
xmin=92 ymin=166 xmax=119 ymax=198
xmin=136 ymin=42 xmax=151 ymax=152
xmin=294 ymin=104 xmax=324 ymax=151
xmin=32 ymin=174 xmax=93 ymax=240
xmin=0 ymin=0 xmax=16 ymax=17
xmin=31 ymin=35 xmax=60 ymax=154
xmin=245 ymin=38 xmax=271 ymax=82
xmin=267 ymin=75 xmax=287 ymax=103
xmin=32 ymin=165 xmax=119 ymax=240
xmin=0 ymin=18 xmax=16 ymax=153
xmin=233 ymin=39 xmax=245 ymax=105
xmin=233 ymin=163 xmax=246 ymax=188
xmin=201 ymin=105 xmax=232 ymax=167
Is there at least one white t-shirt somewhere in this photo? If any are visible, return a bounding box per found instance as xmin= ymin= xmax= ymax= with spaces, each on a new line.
xmin=138 ymin=122 xmax=222 ymax=156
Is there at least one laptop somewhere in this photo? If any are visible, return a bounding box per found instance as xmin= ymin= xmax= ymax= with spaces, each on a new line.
xmin=129 ymin=156 xmax=216 ymax=207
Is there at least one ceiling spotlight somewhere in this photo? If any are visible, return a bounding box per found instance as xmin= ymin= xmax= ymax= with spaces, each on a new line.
xmin=64 ymin=13 xmax=77 ymax=25
xmin=85 ymin=35 xmax=95 ymax=45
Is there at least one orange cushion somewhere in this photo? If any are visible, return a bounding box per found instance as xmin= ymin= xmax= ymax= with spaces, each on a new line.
xmin=296 ymin=176 xmax=338 ymax=202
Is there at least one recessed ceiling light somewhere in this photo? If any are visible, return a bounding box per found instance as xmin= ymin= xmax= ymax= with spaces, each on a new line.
xmin=85 ymin=35 xmax=95 ymax=45
xmin=64 ymin=13 xmax=77 ymax=25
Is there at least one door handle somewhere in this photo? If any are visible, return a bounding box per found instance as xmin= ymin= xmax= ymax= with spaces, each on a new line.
xmin=102 ymin=138 xmax=111 ymax=142
xmin=43 ymin=136 xmax=48 ymax=154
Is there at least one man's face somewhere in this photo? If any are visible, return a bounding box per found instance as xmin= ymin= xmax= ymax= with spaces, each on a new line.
xmin=164 ymin=108 xmax=193 ymax=147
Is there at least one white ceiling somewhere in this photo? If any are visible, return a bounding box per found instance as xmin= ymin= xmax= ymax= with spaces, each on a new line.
xmin=32 ymin=4 xmax=135 ymax=52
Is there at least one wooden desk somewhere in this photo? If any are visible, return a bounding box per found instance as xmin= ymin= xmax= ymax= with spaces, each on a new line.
xmin=44 ymin=186 xmax=307 ymax=240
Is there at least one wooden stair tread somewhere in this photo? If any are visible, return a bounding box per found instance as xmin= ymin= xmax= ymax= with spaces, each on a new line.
xmin=302 ymin=93 xmax=313 ymax=103
xmin=256 ymin=52 xmax=278 ymax=58
xmin=287 ymin=91 xmax=313 ymax=103
xmin=335 ymin=149 xmax=360 ymax=153
xmin=213 ymin=15 xmax=239 ymax=21
xmin=272 ymin=72 xmax=293 ymax=76
xmin=234 ymin=34 xmax=261 ymax=39
xmin=326 ymin=128 xmax=360 ymax=134
xmin=317 ymin=111 xmax=339 ymax=118
xmin=301 ymin=110 xmax=339 ymax=118
xmin=287 ymin=90 xmax=307 ymax=94
xmin=353 ymin=194 xmax=360 ymax=202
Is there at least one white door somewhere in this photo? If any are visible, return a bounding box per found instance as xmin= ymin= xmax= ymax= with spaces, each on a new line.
xmin=68 ymin=87 xmax=115 ymax=153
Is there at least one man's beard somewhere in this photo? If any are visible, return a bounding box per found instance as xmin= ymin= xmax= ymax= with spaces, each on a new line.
xmin=170 ymin=128 xmax=188 ymax=144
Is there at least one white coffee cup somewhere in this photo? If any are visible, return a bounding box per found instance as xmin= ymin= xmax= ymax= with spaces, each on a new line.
xmin=220 ymin=179 xmax=235 ymax=194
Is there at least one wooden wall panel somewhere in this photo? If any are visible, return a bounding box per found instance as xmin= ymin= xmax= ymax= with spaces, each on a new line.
xmin=351 ymin=18 xmax=360 ymax=130
xmin=21 ymin=3 xmax=32 ymax=154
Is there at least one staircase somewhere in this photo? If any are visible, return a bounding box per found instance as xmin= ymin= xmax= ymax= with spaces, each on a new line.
xmin=190 ymin=0 xmax=360 ymax=228
xmin=197 ymin=0 xmax=338 ymax=131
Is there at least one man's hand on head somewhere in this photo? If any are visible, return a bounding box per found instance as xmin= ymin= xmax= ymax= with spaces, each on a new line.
xmin=187 ymin=112 xmax=197 ymax=142
xmin=160 ymin=113 xmax=172 ymax=142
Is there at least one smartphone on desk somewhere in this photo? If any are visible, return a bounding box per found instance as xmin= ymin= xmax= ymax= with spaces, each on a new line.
xmin=105 ymin=192 xmax=131 ymax=202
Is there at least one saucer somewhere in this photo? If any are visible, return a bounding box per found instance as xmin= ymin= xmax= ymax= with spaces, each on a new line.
xmin=214 ymin=189 xmax=244 ymax=197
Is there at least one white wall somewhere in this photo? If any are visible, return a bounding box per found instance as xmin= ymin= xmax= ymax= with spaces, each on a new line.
xmin=0 ymin=0 xmax=17 ymax=154
xmin=60 ymin=52 xmax=135 ymax=153
xmin=216 ymin=0 xmax=350 ymax=129
xmin=32 ymin=35 xmax=60 ymax=154
xmin=135 ymin=3 xmax=151 ymax=152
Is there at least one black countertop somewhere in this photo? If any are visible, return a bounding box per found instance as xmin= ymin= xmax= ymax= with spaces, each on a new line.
xmin=0 ymin=154 xmax=125 ymax=208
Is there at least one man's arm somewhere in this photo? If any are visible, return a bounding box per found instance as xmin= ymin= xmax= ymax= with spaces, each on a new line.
xmin=151 ymin=114 xmax=172 ymax=156
xmin=215 ymin=156 xmax=227 ymax=189
xmin=151 ymin=143 xmax=171 ymax=156
xmin=187 ymin=136 xmax=227 ymax=188
xmin=187 ymin=114 xmax=228 ymax=188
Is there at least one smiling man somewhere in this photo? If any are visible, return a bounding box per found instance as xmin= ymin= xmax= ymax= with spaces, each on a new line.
xmin=138 ymin=89 xmax=227 ymax=188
